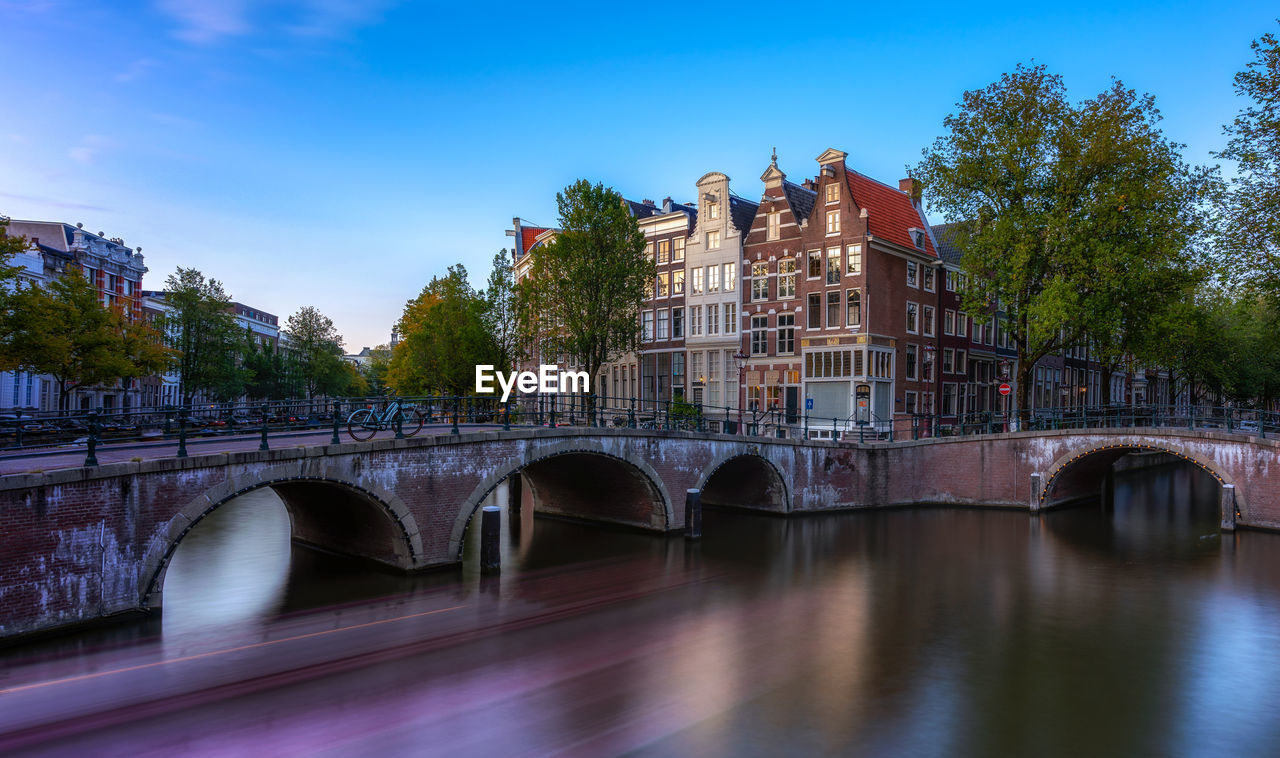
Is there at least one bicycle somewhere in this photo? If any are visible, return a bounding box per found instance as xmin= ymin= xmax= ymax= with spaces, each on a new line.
xmin=346 ymin=399 xmax=425 ymax=441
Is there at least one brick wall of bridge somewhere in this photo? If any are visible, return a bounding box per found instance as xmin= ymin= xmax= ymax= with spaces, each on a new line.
xmin=3 ymin=426 xmax=1280 ymax=639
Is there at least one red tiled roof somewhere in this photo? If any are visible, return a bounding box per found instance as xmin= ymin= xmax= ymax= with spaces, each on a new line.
xmin=845 ymin=171 xmax=936 ymax=258
xmin=521 ymin=226 xmax=548 ymax=255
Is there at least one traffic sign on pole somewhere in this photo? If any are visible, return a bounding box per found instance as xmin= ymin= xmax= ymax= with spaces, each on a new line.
xmin=998 ymin=383 xmax=1012 ymax=396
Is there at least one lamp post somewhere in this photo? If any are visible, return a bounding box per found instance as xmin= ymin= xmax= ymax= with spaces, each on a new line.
xmin=733 ymin=349 xmax=748 ymax=435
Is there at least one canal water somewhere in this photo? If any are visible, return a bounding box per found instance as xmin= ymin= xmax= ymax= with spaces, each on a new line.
xmin=8 ymin=458 xmax=1280 ymax=756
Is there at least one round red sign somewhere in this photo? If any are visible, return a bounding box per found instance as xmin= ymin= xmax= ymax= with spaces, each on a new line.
xmin=998 ymin=383 xmax=1012 ymax=396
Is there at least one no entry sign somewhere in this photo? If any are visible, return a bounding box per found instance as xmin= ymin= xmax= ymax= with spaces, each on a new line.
xmin=998 ymin=383 xmax=1012 ymax=396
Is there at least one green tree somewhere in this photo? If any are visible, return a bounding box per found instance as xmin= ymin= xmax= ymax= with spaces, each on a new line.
xmin=10 ymin=267 xmax=170 ymax=411
xmin=483 ymin=249 xmax=520 ymax=371
xmin=360 ymin=345 xmax=392 ymax=396
xmin=915 ymin=65 xmax=1215 ymax=415
xmin=524 ymin=180 xmax=651 ymax=408
xmin=388 ymin=265 xmax=496 ymax=395
xmin=158 ymin=268 xmax=247 ymax=405
xmin=0 ymin=219 xmax=31 ymax=370
xmin=282 ymin=305 xmax=346 ymax=399
xmin=1217 ymin=24 xmax=1280 ymax=291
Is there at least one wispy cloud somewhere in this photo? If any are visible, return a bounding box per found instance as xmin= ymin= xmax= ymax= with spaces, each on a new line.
xmin=68 ymin=135 xmax=114 ymax=164
xmin=155 ymin=0 xmax=253 ymax=44
xmin=283 ymin=0 xmax=399 ymax=38
xmin=0 ymin=191 xmax=111 ymax=213
xmin=154 ymin=0 xmax=399 ymax=45
xmin=114 ymin=58 xmax=159 ymax=83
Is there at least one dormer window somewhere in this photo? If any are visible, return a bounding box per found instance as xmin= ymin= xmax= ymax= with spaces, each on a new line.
xmin=909 ymin=228 xmax=926 ymax=249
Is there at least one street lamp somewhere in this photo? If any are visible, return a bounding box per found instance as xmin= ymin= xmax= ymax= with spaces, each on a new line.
xmin=733 ymin=350 xmax=748 ymax=435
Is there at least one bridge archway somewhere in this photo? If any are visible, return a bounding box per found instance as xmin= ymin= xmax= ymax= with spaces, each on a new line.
xmin=1040 ymin=441 xmax=1235 ymax=518
xmin=696 ymin=453 xmax=790 ymax=513
xmin=450 ymin=441 xmax=675 ymax=558
xmin=141 ymin=470 xmax=423 ymax=609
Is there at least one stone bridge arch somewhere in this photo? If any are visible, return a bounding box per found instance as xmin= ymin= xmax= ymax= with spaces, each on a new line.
xmin=695 ymin=452 xmax=791 ymax=513
xmin=1039 ymin=438 xmax=1237 ymax=521
xmin=141 ymin=465 xmax=424 ymax=609
xmin=448 ymin=439 xmax=676 ymax=558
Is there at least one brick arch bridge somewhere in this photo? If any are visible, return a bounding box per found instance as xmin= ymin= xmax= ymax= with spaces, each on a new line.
xmin=2 ymin=427 xmax=1277 ymax=638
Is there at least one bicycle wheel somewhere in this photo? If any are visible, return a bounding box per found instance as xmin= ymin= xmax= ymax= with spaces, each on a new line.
xmin=398 ymin=408 xmax=425 ymax=437
xmin=346 ymin=408 xmax=379 ymax=441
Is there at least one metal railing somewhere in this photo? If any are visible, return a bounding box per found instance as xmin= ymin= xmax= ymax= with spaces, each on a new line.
xmin=1 ymin=396 xmax=1274 ymax=469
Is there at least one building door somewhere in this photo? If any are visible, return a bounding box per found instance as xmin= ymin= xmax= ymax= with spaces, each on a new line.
xmin=874 ymin=381 xmax=891 ymax=432
xmin=784 ymin=386 xmax=799 ymax=424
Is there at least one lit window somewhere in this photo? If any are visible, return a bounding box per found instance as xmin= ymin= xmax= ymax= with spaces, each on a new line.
xmin=657 ymin=272 xmax=669 ymax=298
xmin=825 ymin=182 xmax=839 ymax=203
xmin=752 ymin=262 xmax=769 ymax=301
xmin=707 ymin=265 xmax=719 ymax=293
xmin=723 ymin=262 xmax=736 ymax=292
xmin=707 ymin=230 xmax=721 ymax=249
xmin=692 ymin=267 xmax=704 ymax=294
xmin=673 ymin=269 xmax=685 ymax=295
xmin=707 ymin=304 xmax=720 ymax=335
xmin=778 ymin=259 xmax=796 ymax=299
xmin=657 ymin=240 xmax=670 ymax=264
xmin=674 ymin=236 xmax=686 ymax=262
xmin=826 ymin=210 xmax=840 ymax=234
xmin=724 ymin=302 xmax=737 ymax=334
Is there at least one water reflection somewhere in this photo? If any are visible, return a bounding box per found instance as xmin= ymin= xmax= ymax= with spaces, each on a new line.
xmin=10 ymin=462 xmax=1280 ymax=757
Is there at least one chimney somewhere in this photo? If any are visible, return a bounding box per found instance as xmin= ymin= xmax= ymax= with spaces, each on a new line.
xmin=642 ymin=199 xmax=655 ymax=208
xmin=801 ymin=178 xmax=817 ymax=191
xmin=662 ymin=197 xmax=672 ymax=213
xmin=900 ymin=177 xmax=922 ymax=207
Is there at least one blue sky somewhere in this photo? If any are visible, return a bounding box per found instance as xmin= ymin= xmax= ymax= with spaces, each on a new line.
xmin=1 ymin=1 xmax=1275 ymax=350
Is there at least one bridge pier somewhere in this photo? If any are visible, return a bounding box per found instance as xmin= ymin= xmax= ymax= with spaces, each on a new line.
xmin=685 ymin=489 xmax=702 ymax=540
xmin=507 ymin=472 xmax=523 ymax=540
xmin=1029 ymin=473 xmax=1042 ymax=513
xmin=1221 ymin=484 xmax=1236 ymax=532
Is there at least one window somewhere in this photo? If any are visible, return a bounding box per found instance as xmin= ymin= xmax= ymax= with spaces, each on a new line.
xmin=826 ymin=210 xmax=840 ymax=234
xmin=923 ymin=305 xmax=935 ymax=337
xmin=826 ymin=291 xmax=840 ymax=327
xmin=707 ymin=230 xmax=721 ymax=249
xmin=672 ymin=307 xmax=684 ymax=338
xmin=825 ymin=182 xmax=839 ymax=203
xmin=846 ymin=243 xmax=861 ymax=275
xmin=808 ymin=250 xmax=822 ymax=279
xmin=673 ymin=269 xmax=685 ymax=295
xmin=923 ymin=267 xmax=935 ymax=292
xmin=905 ymin=391 xmax=918 ymax=413
xmin=692 ymin=267 xmax=704 ymax=294
xmin=808 ymin=293 xmax=821 ymax=328
xmin=846 ymin=289 xmax=861 ymax=326
xmin=778 ymin=259 xmax=796 ymax=298
xmin=723 ymin=262 xmax=736 ymax=292
xmin=691 ymin=352 xmax=703 ymax=383
xmin=690 ymin=305 xmax=703 ymax=336
xmin=942 ymin=348 xmax=954 ymax=374
xmin=707 ymin=303 xmax=719 ymax=335
xmin=724 ymin=302 xmax=737 ymax=334
xmin=657 ymin=240 xmax=670 ymax=264
xmin=944 ymin=309 xmax=955 ymax=335
xmin=767 ymin=211 xmax=780 ymax=240
xmin=708 ymin=201 xmax=720 ymax=220
xmin=907 ymin=261 xmax=918 ymax=287
xmin=673 ymin=353 xmax=685 ymax=388
xmin=942 ymin=383 xmax=957 ymax=415
xmin=751 ymin=315 xmax=769 ymax=355
xmin=973 ymin=319 xmax=984 ymax=344
xmin=645 ymin=242 xmax=654 ymax=259
xmin=906 ymin=345 xmax=918 ymax=380
xmin=657 ymin=272 xmax=669 ymax=298
xmin=957 ymin=313 xmax=968 ymax=338
xmin=674 ymin=236 xmax=686 ymax=262
xmin=751 ymin=262 xmax=768 ymax=301
xmin=826 ymin=248 xmax=841 ymax=285
xmin=642 ymin=311 xmax=654 ymax=341
xmin=778 ymin=313 xmax=795 ymax=354
xmin=657 ymin=309 xmax=669 ymax=339
xmin=906 ymin=302 xmax=918 ymax=334
xmin=707 ymin=265 xmax=719 ymax=293
xmin=946 ymin=270 xmax=957 ymax=291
